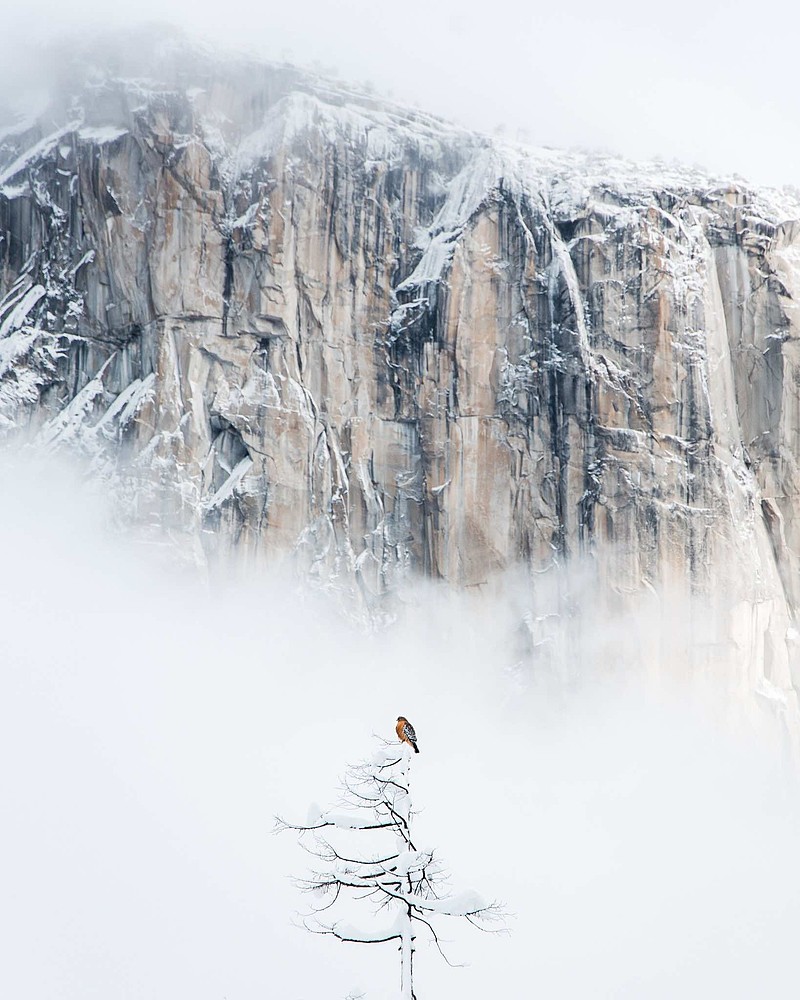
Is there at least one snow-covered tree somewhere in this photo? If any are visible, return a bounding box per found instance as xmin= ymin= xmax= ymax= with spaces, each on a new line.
xmin=276 ymin=739 xmax=504 ymax=999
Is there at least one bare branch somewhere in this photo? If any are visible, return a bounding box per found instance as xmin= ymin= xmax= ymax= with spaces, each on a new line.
xmin=308 ymin=881 xmax=342 ymax=913
xmin=411 ymin=913 xmax=464 ymax=969
xmin=463 ymin=904 xmax=510 ymax=933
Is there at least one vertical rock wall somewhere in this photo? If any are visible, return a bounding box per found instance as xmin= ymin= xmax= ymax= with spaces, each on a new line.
xmin=2 ymin=45 xmax=800 ymax=738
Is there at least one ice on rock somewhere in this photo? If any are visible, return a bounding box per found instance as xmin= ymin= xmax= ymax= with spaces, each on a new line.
xmin=0 ymin=128 xmax=71 ymax=189
xmin=76 ymin=126 xmax=128 ymax=144
xmin=0 ymin=284 xmax=46 ymax=343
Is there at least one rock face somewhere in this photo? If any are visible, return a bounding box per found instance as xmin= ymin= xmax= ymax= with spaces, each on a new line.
xmin=2 ymin=36 xmax=800 ymax=732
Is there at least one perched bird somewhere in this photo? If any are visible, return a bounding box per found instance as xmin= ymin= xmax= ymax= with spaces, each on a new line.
xmin=396 ymin=716 xmax=419 ymax=753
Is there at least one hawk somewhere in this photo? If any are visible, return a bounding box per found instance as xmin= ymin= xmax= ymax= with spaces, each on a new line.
xmin=396 ymin=716 xmax=419 ymax=753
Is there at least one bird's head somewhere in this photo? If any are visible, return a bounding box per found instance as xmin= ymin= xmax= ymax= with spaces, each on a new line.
xmin=397 ymin=716 xmax=406 ymax=723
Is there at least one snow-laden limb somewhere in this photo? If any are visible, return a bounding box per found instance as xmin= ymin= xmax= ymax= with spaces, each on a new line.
xmin=277 ymin=737 xmax=506 ymax=998
xmin=306 ymin=912 xmax=406 ymax=945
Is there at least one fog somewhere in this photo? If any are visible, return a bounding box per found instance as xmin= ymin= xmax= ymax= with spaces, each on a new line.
xmin=2 ymin=0 xmax=800 ymax=188
xmin=2 ymin=451 xmax=800 ymax=999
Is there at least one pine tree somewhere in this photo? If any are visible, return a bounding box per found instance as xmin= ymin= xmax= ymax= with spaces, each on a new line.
xmin=276 ymin=739 xmax=504 ymax=999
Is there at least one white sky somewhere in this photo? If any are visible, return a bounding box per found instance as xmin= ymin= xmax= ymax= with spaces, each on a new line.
xmin=5 ymin=0 xmax=800 ymax=189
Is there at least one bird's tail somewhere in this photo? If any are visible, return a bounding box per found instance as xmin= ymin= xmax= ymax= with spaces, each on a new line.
xmin=412 ymin=742 xmax=420 ymax=754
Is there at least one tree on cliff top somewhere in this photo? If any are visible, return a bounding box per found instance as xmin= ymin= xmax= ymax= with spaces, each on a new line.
xmin=276 ymin=738 xmax=505 ymax=999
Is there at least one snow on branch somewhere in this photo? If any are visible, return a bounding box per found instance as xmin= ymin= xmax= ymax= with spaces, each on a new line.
xmin=276 ymin=734 xmax=506 ymax=998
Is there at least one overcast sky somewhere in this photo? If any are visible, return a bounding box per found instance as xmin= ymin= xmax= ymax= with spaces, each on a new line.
xmin=5 ymin=0 xmax=800 ymax=189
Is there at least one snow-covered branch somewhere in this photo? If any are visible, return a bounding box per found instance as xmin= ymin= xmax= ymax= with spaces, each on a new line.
xmin=277 ymin=735 xmax=506 ymax=996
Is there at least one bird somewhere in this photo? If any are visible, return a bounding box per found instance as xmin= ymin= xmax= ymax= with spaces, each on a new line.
xmin=396 ymin=716 xmax=419 ymax=753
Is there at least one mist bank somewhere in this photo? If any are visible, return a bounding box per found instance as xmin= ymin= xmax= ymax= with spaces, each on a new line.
xmin=2 ymin=453 xmax=800 ymax=999
xmin=3 ymin=5 xmax=800 ymax=190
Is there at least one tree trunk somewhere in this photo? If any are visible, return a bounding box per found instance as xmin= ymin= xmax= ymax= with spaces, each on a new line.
xmin=400 ymin=903 xmax=415 ymax=1000
xmin=398 ymin=747 xmax=414 ymax=998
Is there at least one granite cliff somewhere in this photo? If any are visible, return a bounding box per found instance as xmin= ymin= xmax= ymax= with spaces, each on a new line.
xmin=2 ymin=36 xmax=800 ymax=733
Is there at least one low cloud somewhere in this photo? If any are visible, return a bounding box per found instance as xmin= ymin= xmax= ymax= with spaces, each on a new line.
xmin=2 ymin=4 xmax=799 ymax=187
xmin=1 ymin=449 xmax=799 ymax=999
